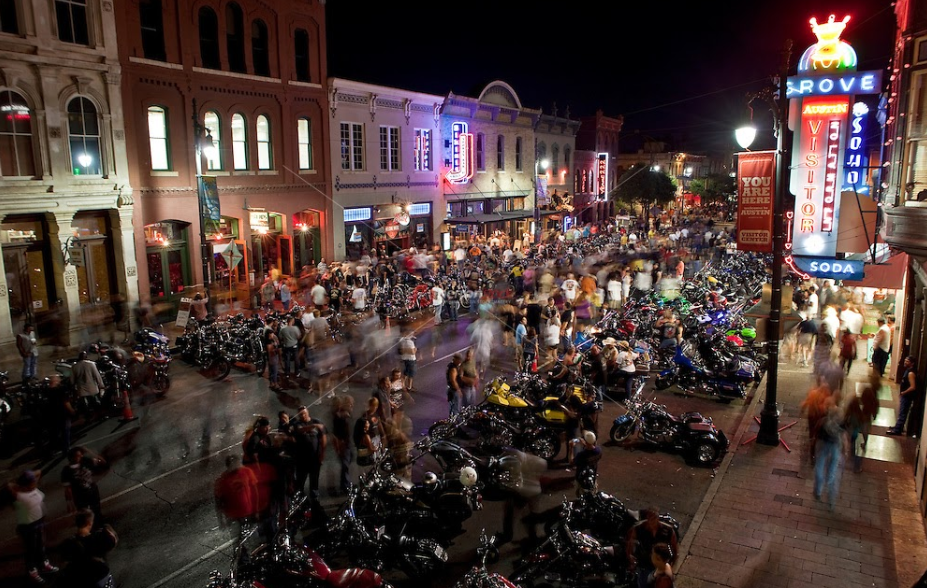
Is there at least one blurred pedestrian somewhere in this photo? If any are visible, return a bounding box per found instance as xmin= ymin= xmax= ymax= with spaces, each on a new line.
xmin=887 ymin=356 xmax=918 ymax=435
xmin=264 ymin=319 xmax=281 ymax=391
xmin=459 ymin=348 xmax=479 ymax=407
xmin=9 ymin=469 xmax=58 ymax=584
xmin=17 ymin=323 xmax=38 ymax=383
xmin=214 ymin=455 xmax=258 ymax=564
xmin=800 ymin=382 xmax=833 ymax=461
xmin=859 ymin=370 xmax=880 ymax=453
xmin=331 ymin=396 xmax=354 ymax=495
xmin=446 ymin=354 xmax=463 ymax=416
xmin=626 ymin=508 xmax=678 ymax=588
xmin=61 ymin=446 xmax=107 ymax=528
xmin=285 ymin=406 xmax=327 ymax=502
xmin=814 ymin=402 xmax=846 ymax=511
xmin=59 ymin=509 xmax=117 ymax=588
xmin=871 ymin=317 xmax=891 ymax=376
xmin=71 ymin=351 xmax=104 ymax=415
xmin=398 ymin=330 xmax=418 ymax=392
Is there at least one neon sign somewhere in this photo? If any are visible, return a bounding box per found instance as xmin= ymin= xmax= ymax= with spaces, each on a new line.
xmin=786 ymin=72 xmax=880 ymax=98
xmin=596 ymin=153 xmax=608 ymax=199
xmin=798 ymin=15 xmax=857 ymax=73
xmin=787 ymin=14 xmax=881 ymax=98
xmin=446 ymin=121 xmax=474 ymax=184
xmin=790 ymin=95 xmax=848 ymax=257
xmin=843 ymin=102 xmax=870 ymax=194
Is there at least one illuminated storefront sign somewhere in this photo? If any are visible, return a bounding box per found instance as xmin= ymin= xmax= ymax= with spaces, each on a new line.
xmin=596 ymin=153 xmax=608 ymax=198
xmin=843 ymin=102 xmax=870 ymax=194
xmin=791 ymin=256 xmax=864 ymax=280
xmin=735 ymin=151 xmax=776 ymax=253
xmin=446 ymin=121 xmax=474 ymax=184
xmin=786 ymin=72 xmax=880 ymax=98
xmin=786 ymin=14 xmax=880 ymax=98
xmin=790 ymin=95 xmax=848 ymax=257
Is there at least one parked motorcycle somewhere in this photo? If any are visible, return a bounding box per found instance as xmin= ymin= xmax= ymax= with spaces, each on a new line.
xmin=654 ymin=341 xmax=749 ymax=400
xmin=453 ymin=530 xmax=519 ymax=588
xmin=609 ymin=398 xmax=729 ymax=466
xmin=175 ymin=318 xmax=232 ymax=380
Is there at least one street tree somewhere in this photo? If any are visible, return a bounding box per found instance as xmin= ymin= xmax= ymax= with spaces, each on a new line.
xmin=612 ymin=163 xmax=676 ymax=226
xmin=688 ymin=173 xmax=735 ymax=206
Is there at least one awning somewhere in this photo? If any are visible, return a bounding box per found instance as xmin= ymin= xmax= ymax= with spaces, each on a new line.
xmin=444 ymin=191 xmax=530 ymax=200
xmin=842 ymin=252 xmax=908 ymax=290
xmin=446 ymin=210 xmax=535 ymax=225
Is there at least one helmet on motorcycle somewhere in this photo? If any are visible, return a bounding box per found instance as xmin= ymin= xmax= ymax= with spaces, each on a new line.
xmin=459 ymin=466 xmax=478 ymax=487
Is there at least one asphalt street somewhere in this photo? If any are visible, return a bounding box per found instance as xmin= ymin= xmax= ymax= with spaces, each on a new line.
xmin=0 ymin=310 xmax=753 ymax=587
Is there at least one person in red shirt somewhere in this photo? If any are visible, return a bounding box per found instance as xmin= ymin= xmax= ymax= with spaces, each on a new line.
xmin=214 ymin=455 xmax=259 ymax=564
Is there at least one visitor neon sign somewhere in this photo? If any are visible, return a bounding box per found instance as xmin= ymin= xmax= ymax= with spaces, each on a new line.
xmin=446 ymin=121 xmax=474 ymax=184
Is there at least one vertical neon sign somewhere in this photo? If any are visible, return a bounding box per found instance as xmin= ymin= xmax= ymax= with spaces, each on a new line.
xmin=596 ymin=153 xmax=608 ymax=199
xmin=446 ymin=121 xmax=474 ymax=184
xmin=842 ymin=102 xmax=869 ymax=194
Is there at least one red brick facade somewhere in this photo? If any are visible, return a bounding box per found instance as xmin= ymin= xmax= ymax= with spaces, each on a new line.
xmin=116 ymin=0 xmax=331 ymax=307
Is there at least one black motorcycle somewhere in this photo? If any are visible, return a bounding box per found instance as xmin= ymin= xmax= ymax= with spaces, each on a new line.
xmin=220 ymin=318 xmax=267 ymax=374
xmin=175 ymin=318 xmax=232 ymax=380
xmin=609 ymin=398 xmax=729 ymax=466
xmin=453 ymin=530 xmax=520 ymax=588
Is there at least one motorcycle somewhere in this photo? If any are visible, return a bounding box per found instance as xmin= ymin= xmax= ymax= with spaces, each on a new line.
xmin=653 ymin=341 xmax=749 ymax=400
xmin=133 ymin=328 xmax=172 ymax=394
xmin=418 ymin=437 xmax=542 ymax=500
xmin=453 ymin=530 xmax=519 ymax=588
xmin=609 ymin=397 xmax=729 ymax=466
xmin=175 ymin=318 xmax=232 ymax=380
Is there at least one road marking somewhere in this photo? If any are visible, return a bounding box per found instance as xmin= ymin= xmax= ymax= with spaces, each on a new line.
xmin=143 ymin=538 xmax=235 ymax=588
xmin=420 ymin=346 xmax=472 ymax=369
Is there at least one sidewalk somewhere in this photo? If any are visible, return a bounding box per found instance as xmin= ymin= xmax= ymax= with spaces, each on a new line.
xmin=676 ymin=352 xmax=927 ymax=587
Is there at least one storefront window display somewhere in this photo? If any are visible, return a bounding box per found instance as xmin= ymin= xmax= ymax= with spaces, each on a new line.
xmin=145 ymin=221 xmax=191 ymax=302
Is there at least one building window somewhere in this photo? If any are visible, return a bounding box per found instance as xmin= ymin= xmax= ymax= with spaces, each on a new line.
xmin=56 ymin=0 xmax=89 ymax=45
xmin=256 ymin=115 xmax=272 ymax=170
xmin=515 ymin=136 xmax=523 ymax=172
xmin=147 ymin=106 xmax=170 ymax=171
xmin=414 ymin=128 xmax=431 ymax=171
xmin=297 ymin=118 xmax=313 ymax=170
xmin=340 ymin=122 xmax=363 ymax=171
xmin=537 ymin=142 xmax=547 ymax=168
xmin=225 ymin=2 xmax=246 ymax=73
xmin=496 ymin=135 xmax=505 ymax=171
xmin=204 ymin=111 xmax=222 ymax=171
xmin=252 ymin=20 xmax=270 ymax=77
xmin=67 ymin=97 xmax=102 ymax=175
xmin=552 ymin=145 xmax=560 ymax=176
xmin=0 ymin=90 xmax=35 ymax=177
xmin=379 ymin=126 xmax=400 ymax=171
xmin=294 ymin=29 xmax=310 ymax=82
xmin=563 ymin=146 xmax=571 ymax=171
xmin=198 ymin=7 xmax=220 ymax=69
xmin=139 ymin=0 xmax=166 ymax=61
xmin=476 ymin=133 xmax=485 ymax=171
xmin=231 ymin=113 xmax=248 ymax=170
xmin=1 ymin=0 xmax=19 ymax=34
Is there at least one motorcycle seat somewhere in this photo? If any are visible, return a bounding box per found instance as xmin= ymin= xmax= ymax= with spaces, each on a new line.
xmin=327 ymin=568 xmax=383 ymax=588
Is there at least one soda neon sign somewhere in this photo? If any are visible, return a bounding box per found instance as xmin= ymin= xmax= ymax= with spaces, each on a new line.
xmin=446 ymin=121 xmax=474 ymax=184
xmin=843 ymin=102 xmax=869 ymax=194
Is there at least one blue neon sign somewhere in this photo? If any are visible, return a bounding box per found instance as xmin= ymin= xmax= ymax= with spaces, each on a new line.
xmin=843 ymin=102 xmax=870 ymax=195
xmin=786 ymin=70 xmax=881 ymax=98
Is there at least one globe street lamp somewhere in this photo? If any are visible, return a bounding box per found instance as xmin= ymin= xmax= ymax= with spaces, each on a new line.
xmin=735 ymin=39 xmax=792 ymax=447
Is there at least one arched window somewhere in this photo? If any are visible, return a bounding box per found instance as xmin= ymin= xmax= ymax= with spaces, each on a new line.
xmin=297 ymin=118 xmax=312 ymax=170
xmin=0 ymin=90 xmax=35 ymax=176
xmin=476 ymin=133 xmax=485 ymax=171
xmin=56 ymin=0 xmax=89 ymax=45
xmin=147 ymin=105 xmax=170 ymax=170
xmin=256 ymin=115 xmax=272 ymax=170
xmin=251 ymin=20 xmax=269 ymax=77
xmin=294 ymin=29 xmax=310 ymax=82
xmin=551 ymin=144 xmax=560 ymax=176
xmin=139 ymin=0 xmax=166 ymax=61
xmin=67 ymin=97 xmax=101 ymax=175
xmin=515 ymin=136 xmax=523 ymax=172
xmin=537 ymin=142 xmax=547 ymax=169
xmin=225 ymin=3 xmax=246 ymax=73
xmin=563 ymin=146 xmax=571 ymax=171
xmin=496 ymin=135 xmax=505 ymax=171
xmin=231 ymin=113 xmax=248 ymax=170
xmin=198 ymin=7 xmax=220 ymax=69
xmin=204 ymin=111 xmax=222 ymax=170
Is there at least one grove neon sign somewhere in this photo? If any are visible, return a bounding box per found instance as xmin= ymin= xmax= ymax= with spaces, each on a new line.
xmin=446 ymin=121 xmax=474 ymax=184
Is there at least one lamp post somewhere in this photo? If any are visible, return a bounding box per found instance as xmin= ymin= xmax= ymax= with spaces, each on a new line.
xmin=735 ymin=39 xmax=792 ymax=446
xmin=534 ymin=156 xmax=550 ymax=247
xmin=192 ymin=99 xmax=218 ymax=313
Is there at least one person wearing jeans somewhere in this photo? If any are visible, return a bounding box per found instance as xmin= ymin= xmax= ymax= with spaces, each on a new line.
xmin=17 ymin=324 xmax=38 ymax=383
xmin=888 ymin=356 xmax=917 ymax=435
xmin=814 ymin=406 xmax=844 ymax=511
xmin=11 ymin=469 xmax=58 ymax=584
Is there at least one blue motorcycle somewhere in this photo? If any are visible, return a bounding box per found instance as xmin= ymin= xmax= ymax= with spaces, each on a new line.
xmin=653 ymin=341 xmax=749 ymax=400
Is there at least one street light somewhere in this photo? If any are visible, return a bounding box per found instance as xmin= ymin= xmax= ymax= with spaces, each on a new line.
xmin=534 ymin=157 xmax=550 ymax=246
xmin=192 ymin=99 xmax=218 ymax=314
xmin=735 ymin=39 xmax=792 ymax=447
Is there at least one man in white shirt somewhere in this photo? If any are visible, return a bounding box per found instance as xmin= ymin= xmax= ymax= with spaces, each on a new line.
xmin=431 ymin=282 xmax=446 ymax=324
xmin=807 ymin=285 xmax=819 ymax=318
xmin=310 ymin=282 xmax=327 ymax=309
xmin=454 ymin=246 xmax=467 ymax=268
xmin=872 ymin=317 xmax=892 ymax=375
xmin=607 ymin=275 xmax=622 ymax=309
xmin=502 ymin=248 xmax=515 ymax=263
xmin=398 ymin=331 xmax=418 ymax=391
xmin=561 ymin=273 xmax=579 ymax=303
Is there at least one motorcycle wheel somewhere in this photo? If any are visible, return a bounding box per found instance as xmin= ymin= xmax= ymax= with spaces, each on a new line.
xmin=208 ymin=357 xmax=232 ymax=381
xmin=152 ymin=374 xmax=171 ymax=396
xmin=526 ymin=431 xmax=560 ymax=461
xmin=610 ymin=421 xmax=636 ymax=444
xmin=654 ymin=373 xmax=675 ymax=391
xmin=692 ymin=440 xmax=721 ymax=466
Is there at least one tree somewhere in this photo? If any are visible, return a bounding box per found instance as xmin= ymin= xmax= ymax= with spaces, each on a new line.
xmin=689 ymin=173 xmax=735 ymax=206
xmin=611 ymin=162 xmax=676 ymax=226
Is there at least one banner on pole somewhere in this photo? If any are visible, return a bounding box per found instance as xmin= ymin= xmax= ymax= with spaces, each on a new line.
xmin=736 ymin=151 xmax=776 ymax=252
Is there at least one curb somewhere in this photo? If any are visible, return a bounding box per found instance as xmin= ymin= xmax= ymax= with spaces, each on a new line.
xmin=674 ymin=371 xmax=768 ymax=578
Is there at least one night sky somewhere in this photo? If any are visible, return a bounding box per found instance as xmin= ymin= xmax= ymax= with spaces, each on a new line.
xmin=325 ymin=0 xmax=896 ymax=154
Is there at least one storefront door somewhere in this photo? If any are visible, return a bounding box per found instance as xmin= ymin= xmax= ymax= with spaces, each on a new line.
xmin=3 ymin=244 xmax=52 ymax=335
xmin=74 ymin=236 xmax=115 ymax=307
xmin=295 ymin=228 xmax=320 ymax=269
xmin=147 ymin=246 xmax=190 ymax=302
xmin=278 ymin=235 xmax=292 ymax=276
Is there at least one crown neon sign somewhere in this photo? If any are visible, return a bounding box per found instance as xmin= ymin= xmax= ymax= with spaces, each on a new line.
xmin=798 ymin=15 xmax=858 ymax=73
xmin=446 ymin=121 xmax=474 ymax=184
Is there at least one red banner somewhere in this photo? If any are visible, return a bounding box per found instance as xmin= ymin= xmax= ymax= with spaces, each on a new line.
xmin=736 ymin=151 xmax=776 ymax=252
